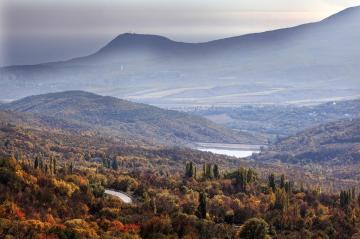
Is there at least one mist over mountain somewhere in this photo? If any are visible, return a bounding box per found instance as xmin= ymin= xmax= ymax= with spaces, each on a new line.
xmin=1 ymin=6 xmax=360 ymax=106
xmin=0 ymin=91 xmax=258 ymax=145
xmin=192 ymin=99 xmax=360 ymax=141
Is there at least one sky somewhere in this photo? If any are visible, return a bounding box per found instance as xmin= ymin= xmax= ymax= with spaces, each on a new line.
xmin=1 ymin=0 xmax=360 ymax=66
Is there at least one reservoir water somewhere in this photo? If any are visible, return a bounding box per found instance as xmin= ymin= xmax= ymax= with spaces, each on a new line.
xmin=196 ymin=143 xmax=261 ymax=158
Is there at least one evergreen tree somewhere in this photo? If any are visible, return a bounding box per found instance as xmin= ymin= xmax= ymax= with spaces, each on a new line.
xmin=39 ymin=157 xmax=44 ymax=170
xmin=274 ymin=188 xmax=289 ymax=212
xmin=300 ymin=182 xmax=304 ymax=192
xmin=213 ymin=164 xmax=220 ymax=179
xmin=203 ymin=163 xmax=214 ymax=179
xmin=69 ymin=161 xmax=74 ymax=174
xmin=34 ymin=157 xmax=39 ymax=169
xmin=49 ymin=157 xmax=53 ymax=175
xmin=280 ymin=174 xmax=285 ymax=188
xmin=268 ymin=173 xmax=276 ymax=192
xmin=351 ymin=187 xmax=356 ymax=201
xmin=53 ymin=157 xmax=57 ymax=174
xmin=206 ymin=164 xmax=213 ymax=179
xmin=284 ymin=181 xmax=293 ymax=194
xmin=236 ymin=168 xmax=248 ymax=192
xmin=112 ymin=159 xmax=119 ymax=170
xmin=186 ymin=162 xmax=190 ymax=177
xmin=197 ymin=192 xmax=207 ymax=219
xmin=185 ymin=162 xmax=196 ymax=178
xmin=340 ymin=190 xmax=351 ymax=208
xmin=247 ymin=169 xmax=254 ymax=183
xmin=194 ymin=165 xmax=197 ymax=180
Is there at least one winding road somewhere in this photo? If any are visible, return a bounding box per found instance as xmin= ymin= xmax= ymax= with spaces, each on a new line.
xmin=104 ymin=189 xmax=133 ymax=204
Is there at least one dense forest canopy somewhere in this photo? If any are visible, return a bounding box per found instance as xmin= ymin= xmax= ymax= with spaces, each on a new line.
xmin=1 ymin=113 xmax=360 ymax=238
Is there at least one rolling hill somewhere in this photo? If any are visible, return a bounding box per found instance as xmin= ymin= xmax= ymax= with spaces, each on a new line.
xmin=254 ymin=117 xmax=360 ymax=165
xmin=0 ymin=91 xmax=259 ymax=145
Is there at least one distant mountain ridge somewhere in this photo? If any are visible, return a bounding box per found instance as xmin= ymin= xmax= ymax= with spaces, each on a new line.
xmin=0 ymin=91 xmax=259 ymax=145
xmin=1 ymin=6 xmax=360 ymax=106
xmin=192 ymin=98 xmax=360 ymax=141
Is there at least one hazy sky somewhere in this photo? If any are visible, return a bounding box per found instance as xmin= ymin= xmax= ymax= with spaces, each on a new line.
xmin=1 ymin=0 xmax=360 ymax=66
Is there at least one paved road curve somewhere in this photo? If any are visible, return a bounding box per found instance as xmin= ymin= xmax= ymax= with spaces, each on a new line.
xmin=104 ymin=189 xmax=133 ymax=204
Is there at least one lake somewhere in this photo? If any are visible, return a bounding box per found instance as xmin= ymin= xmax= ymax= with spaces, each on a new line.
xmin=196 ymin=143 xmax=262 ymax=158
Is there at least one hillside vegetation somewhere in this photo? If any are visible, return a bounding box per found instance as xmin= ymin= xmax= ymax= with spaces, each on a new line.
xmin=255 ymin=118 xmax=360 ymax=165
xmin=1 ymin=122 xmax=360 ymax=238
xmin=1 ymin=91 xmax=259 ymax=145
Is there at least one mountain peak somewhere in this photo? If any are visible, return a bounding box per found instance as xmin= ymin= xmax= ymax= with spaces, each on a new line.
xmin=322 ymin=5 xmax=360 ymax=23
xmin=113 ymin=33 xmax=173 ymax=42
xmin=97 ymin=33 xmax=177 ymax=54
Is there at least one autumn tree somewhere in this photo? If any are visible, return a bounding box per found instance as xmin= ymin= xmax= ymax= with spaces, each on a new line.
xmin=239 ymin=218 xmax=270 ymax=239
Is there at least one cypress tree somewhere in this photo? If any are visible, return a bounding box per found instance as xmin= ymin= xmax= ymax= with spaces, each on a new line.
xmin=39 ymin=158 xmax=44 ymax=170
xmin=197 ymin=192 xmax=207 ymax=219
xmin=34 ymin=157 xmax=39 ymax=169
xmin=247 ymin=169 xmax=254 ymax=182
xmin=185 ymin=162 xmax=190 ymax=177
xmin=112 ymin=159 xmax=119 ymax=170
xmin=69 ymin=162 xmax=74 ymax=174
xmin=185 ymin=162 xmax=197 ymax=179
xmin=280 ymin=174 xmax=285 ymax=188
xmin=193 ymin=164 xmax=197 ymax=179
xmin=45 ymin=164 xmax=49 ymax=174
xmin=285 ymin=181 xmax=293 ymax=194
xmin=213 ymin=164 xmax=220 ymax=179
xmin=49 ymin=158 xmax=53 ymax=175
xmin=274 ymin=188 xmax=289 ymax=212
xmin=340 ymin=190 xmax=351 ymax=208
xmin=53 ymin=158 xmax=57 ymax=174
xmin=268 ymin=173 xmax=276 ymax=192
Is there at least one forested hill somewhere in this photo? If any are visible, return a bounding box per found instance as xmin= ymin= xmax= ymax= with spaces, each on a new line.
xmin=255 ymin=118 xmax=360 ymax=164
xmin=1 ymin=113 xmax=360 ymax=238
xmin=0 ymin=91 xmax=260 ymax=145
